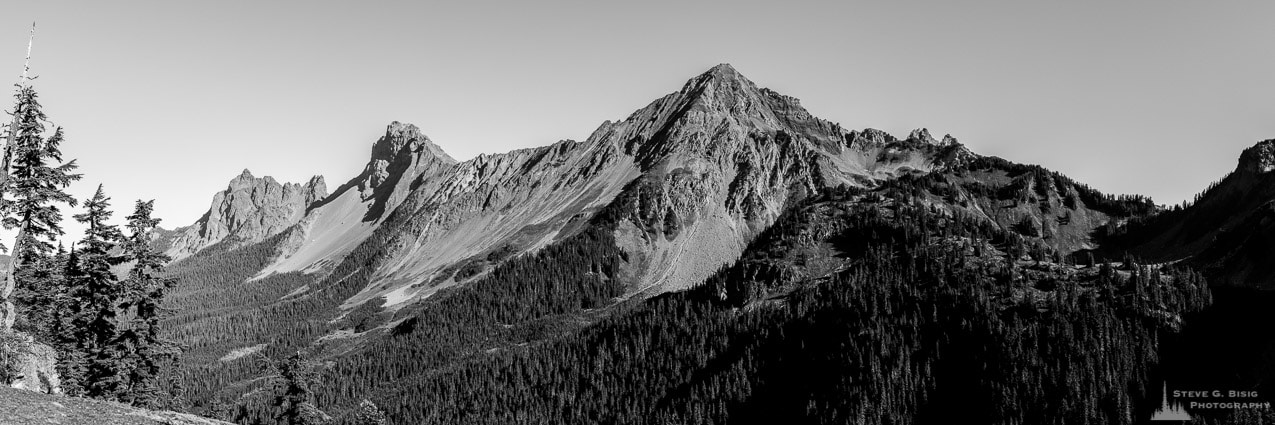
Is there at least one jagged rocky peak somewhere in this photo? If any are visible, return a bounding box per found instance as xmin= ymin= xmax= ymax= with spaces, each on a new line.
xmin=207 ymin=169 xmax=325 ymax=235
xmin=363 ymin=121 xmax=457 ymax=190
xmin=1237 ymin=139 xmax=1275 ymax=174
xmin=358 ymin=121 xmax=462 ymax=221
xmin=224 ymin=169 xmax=327 ymax=206
xmin=165 ymin=169 xmax=328 ymax=258
xmin=682 ymin=64 xmax=818 ymax=119
xmin=907 ymin=128 xmax=938 ymax=145
xmin=848 ymin=128 xmax=898 ymax=147
xmin=305 ymin=175 xmax=328 ymax=204
xmin=371 ymin=121 xmax=454 ymax=163
xmin=622 ymin=64 xmax=847 ymax=167
xmin=675 ymin=63 xmax=776 ymax=117
xmin=685 ymin=63 xmax=754 ymax=94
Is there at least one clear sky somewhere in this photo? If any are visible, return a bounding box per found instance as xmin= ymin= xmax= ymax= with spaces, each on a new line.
xmin=1 ymin=1 xmax=1273 ymax=243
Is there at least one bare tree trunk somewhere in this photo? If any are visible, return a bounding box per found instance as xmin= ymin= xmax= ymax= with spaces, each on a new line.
xmin=0 ymin=227 xmax=25 ymax=330
xmin=0 ymin=22 xmax=35 ymax=333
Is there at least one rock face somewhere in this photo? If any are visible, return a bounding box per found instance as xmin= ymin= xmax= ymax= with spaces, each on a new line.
xmin=166 ymin=170 xmax=328 ymax=259
xmin=3 ymin=331 xmax=59 ymax=394
xmin=356 ymin=121 xmax=457 ymax=221
xmin=1238 ymin=139 xmax=1275 ymax=174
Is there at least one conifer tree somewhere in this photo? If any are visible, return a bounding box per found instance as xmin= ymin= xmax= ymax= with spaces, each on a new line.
xmin=115 ymin=199 xmax=180 ymax=407
xmin=66 ymin=184 xmax=125 ymax=399
xmin=262 ymin=351 xmax=330 ymax=425
xmin=53 ymin=244 xmax=87 ymax=394
xmin=12 ymin=242 xmax=69 ymax=339
xmin=0 ymin=85 xmax=80 ymax=331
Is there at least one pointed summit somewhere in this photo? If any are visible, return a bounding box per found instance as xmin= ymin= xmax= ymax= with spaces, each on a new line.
xmin=703 ymin=63 xmax=744 ymax=80
xmin=371 ymin=121 xmax=455 ymax=164
xmin=230 ymin=168 xmax=258 ymax=190
xmin=304 ymin=175 xmax=328 ymax=204
xmin=358 ymin=122 xmax=459 ymax=221
xmin=907 ymin=128 xmax=937 ymax=145
xmin=679 ymin=63 xmax=760 ymax=99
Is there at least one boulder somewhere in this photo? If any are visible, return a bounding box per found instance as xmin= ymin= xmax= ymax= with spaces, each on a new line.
xmin=1 ymin=331 xmax=60 ymax=394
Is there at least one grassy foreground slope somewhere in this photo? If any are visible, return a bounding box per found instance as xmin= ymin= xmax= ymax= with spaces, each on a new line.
xmin=0 ymin=387 xmax=231 ymax=425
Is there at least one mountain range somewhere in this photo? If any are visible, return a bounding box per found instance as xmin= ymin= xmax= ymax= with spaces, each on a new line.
xmin=164 ymin=64 xmax=977 ymax=305
xmin=149 ymin=64 xmax=1273 ymax=424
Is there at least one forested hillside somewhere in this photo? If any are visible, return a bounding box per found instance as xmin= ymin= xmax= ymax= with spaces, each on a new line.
xmin=174 ymin=148 xmax=1221 ymax=424
xmin=303 ymin=178 xmax=1209 ymax=424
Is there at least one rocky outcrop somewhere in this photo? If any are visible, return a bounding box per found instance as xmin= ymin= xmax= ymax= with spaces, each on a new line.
xmin=357 ymin=121 xmax=457 ymax=221
xmin=165 ymin=170 xmax=328 ymax=259
xmin=305 ymin=175 xmax=327 ymax=205
xmin=847 ymin=128 xmax=898 ymax=147
xmin=908 ymin=128 xmax=938 ymax=144
xmin=1237 ymin=139 xmax=1275 ymax=174
xmin=2 ymin=331 xmax=59 ymax=394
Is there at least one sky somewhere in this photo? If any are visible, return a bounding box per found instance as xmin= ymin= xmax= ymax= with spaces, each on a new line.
xmin=1 ymin=1 xmax=1273 ymax=244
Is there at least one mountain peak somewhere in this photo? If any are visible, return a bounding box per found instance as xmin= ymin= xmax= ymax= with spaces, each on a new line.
xmin=307 ymin=174 xmax=326 ymax=189
xmin=370 ymin=121 xmax=456 ymax=164
xmin=908 ymin=128 xmax=937 ymax=144
xmin=1238 ymin=139 xmax=1275 ymax=174
xmin=848 ymin=128 xmax=898 ymax=146
xmin=304 ymin=175 xmax=328 ymax=204
xmin=704 ymin=63 xmax=742 ymax=80
xmin=167 ymin=170 xmax=325 ymax=259
xmin=230 ymin=168 xmax=261 ymax=190
xmin=668 ymin=64 xmax=766 ymax=109
xmin=358 ymin=122 xmax=460 ymax=221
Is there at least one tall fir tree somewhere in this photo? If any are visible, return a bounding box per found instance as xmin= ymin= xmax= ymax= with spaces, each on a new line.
xmin=66 ymin=184 xmax=125 ymax=399
xmin=0 ymin=84 xmax=81 ymax=332
xmin=115 ymin=199 xmax=181 ymax=407
xmin=12 ymin=243 xmax=69 ymax=342
xmin=53 ymin=244 xmax=87 ymax=393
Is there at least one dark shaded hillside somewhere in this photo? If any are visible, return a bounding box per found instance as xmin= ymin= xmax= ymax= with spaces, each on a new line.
xmin=1099 ymin=139 xmax=1275 ymax=288
xmin=1147 ymin=287 xmax=1275 ymax=424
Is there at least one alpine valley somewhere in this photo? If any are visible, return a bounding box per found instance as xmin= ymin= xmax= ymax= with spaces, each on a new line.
xmin=136 ymin=65 xmax=1272 ymax=424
